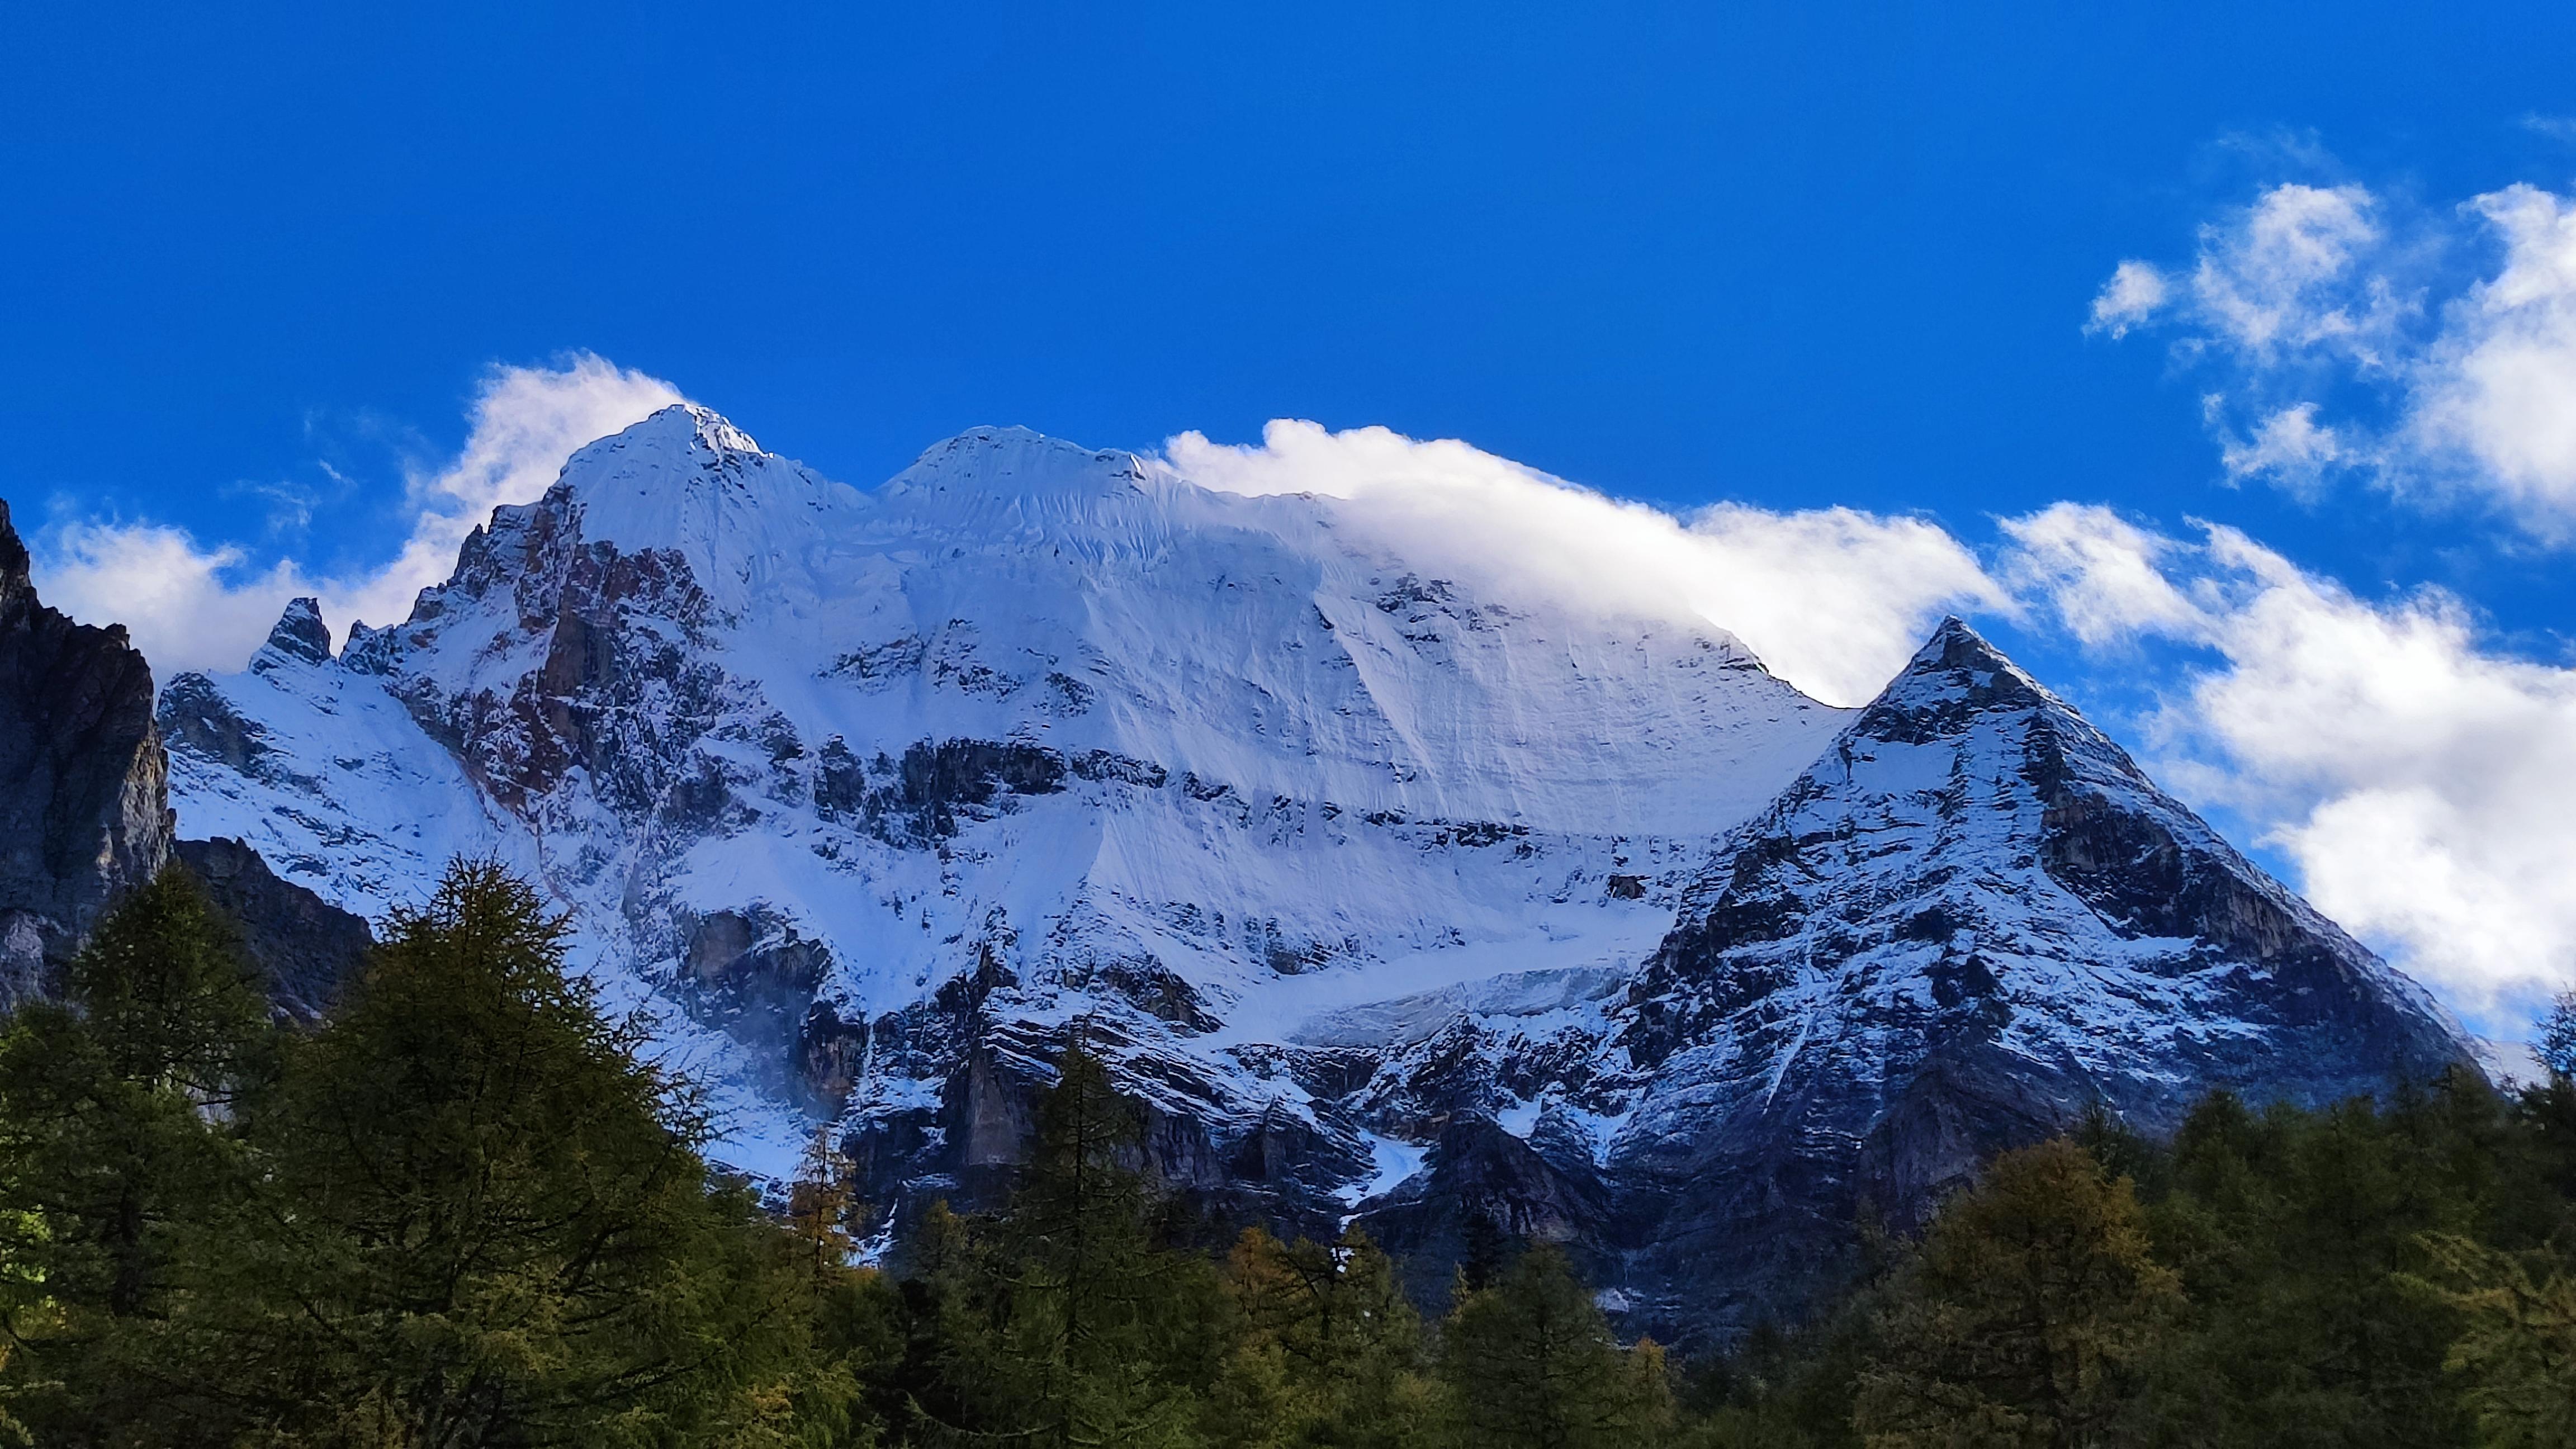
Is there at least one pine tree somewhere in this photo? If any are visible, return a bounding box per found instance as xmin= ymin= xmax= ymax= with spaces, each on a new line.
xmin=171 ymin=860 xmax=821 ymax=1444
xmin=790 ymin=1124 xmax=863 ymax=1285
xmin=2139 ymin=1090 xmax=2483 ymax=1447
xmin=0 ymin=865 xmax=274 ymax=1439
xmin=2409 ymin=1235 xmax=2576 ymax=1448
xmin=1210 ymin=1225 xmax=1439 ymax=1448
xmin=911 ymin=1043 xmax=1223 ymax=1447
xmin=1853 ymin=1137 xmax=2181 ymax=1448
xmin=2538 ymin=990 xmax=2576 ymax=1081
xmin=1439 ymin=1242 xmax=1673 ymax=1448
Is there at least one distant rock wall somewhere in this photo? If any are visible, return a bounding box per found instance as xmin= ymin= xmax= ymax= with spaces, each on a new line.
xmin=174 ymin=835 xmax=373 ymax=1019
xmin=0 ymin=499 xmax=173 ymax=1004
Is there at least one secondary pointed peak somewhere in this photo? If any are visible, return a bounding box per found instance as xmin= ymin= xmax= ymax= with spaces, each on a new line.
xmin=1886 ymin=614 xmax=2040 ymax=689
xmin=1842 ymin=614 xmax=2062 ymax=744
xmin=877 ymin=428 xmax=1161 ymax=528
xmin=259 ymin=596 xmax=333 ymax=665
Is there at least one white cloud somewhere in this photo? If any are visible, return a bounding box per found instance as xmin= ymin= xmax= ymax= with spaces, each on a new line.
xmin=29 ymin=354 xmax=683 ymax=674
xmin=34 ymin=523 xmax=323 ymax=680
xmin=1166 ymin=419 xmax=2010 ymax=707
xmin=2403 ymin=184 xmax=2576 ymax=534
xmin=2008 ymin=500 xmax=2576 ymax=1015
xmin=2097 ymin=174 xmax=2576 ymax=537
xmin=2087 ymin=260 xmax=2171 ymax=338
xmin=2186 ymin=183 xmax=2400 ymax=363
xmin=2216 ymin=401 xmax=2346 ymax=494
xmin=1999 ymin=503 xmax=2201 ymax=647
xmin=34 ymin=368 xmax=2000 ymax=708
xmin=2091 ymin=183 xmax=2400 ymax=363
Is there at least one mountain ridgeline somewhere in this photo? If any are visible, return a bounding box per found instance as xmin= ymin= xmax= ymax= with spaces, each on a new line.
xmin=8 ymin=406 xmax=2471 ymax=1342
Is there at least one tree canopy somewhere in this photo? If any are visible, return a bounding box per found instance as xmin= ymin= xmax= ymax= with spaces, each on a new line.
xmin=8 ymin=861 xmax=2576 ymax=1446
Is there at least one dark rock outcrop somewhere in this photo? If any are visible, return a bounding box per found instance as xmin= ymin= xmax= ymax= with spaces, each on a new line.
xmin=1366 ymin=1116 xmax=1618 ymax=1309
xmin=0 ymin=499 xmax=174 ymax=1004
xmin=253 ymin=596 xmax=334 ymax=668
xmin=173 ymin=836 xmax=373 ymax=1018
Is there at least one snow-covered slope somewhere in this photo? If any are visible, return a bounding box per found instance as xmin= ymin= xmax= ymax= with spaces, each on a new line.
xmin=157 ymin=409 xmax=2473 ymax=1341
xmin=163 ymin=406 xmax=1845 ymax=1181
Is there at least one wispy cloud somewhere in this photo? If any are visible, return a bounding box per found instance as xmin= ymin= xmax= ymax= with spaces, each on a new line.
xmin=2091 ymin=171 xmax=2576 ymax=539
xmin=325 ymin=354 xmax=684 ymax=637
xmin=33 ymin=523 xmax=325 ymax=680
xmin=1167 ymin=419 xmax=2011 ymax=707
xmin=2085 ymin=259 xmax=2171 ymax=338
xmin=29 ymin=354 xmax=683 ymax=674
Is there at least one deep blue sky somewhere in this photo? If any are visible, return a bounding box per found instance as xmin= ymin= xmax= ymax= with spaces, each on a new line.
xmin=8 ymin=2 xmax=2573 ymax=612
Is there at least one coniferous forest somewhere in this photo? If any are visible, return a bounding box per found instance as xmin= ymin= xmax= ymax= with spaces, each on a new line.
xmin=6 ymin=863 xmax=2576 ymax=1446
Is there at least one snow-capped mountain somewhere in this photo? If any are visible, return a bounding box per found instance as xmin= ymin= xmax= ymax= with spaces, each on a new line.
xmin=160 ymin=407 xmax=1844 ymax=1177
xmin=154 ymin=406 xmax=2473 ymax=1341
xmin=1595 ymin=619 xmax=2465 ymax=1329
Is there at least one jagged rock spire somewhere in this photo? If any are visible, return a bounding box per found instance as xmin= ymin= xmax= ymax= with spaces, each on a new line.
xmin=258 ymin=596 xmax=333 ymax=666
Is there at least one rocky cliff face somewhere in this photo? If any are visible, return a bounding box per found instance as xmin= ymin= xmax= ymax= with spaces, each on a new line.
xmin=173 ymin=835 xmax=373 ymax=1019
xmin=0 ymin=500 xmax=173 ymax=1003
xmin=148 ymin=409 xmax=2475 ymax=1344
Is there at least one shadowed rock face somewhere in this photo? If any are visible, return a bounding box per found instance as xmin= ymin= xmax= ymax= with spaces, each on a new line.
xmin=0 ymin=499 xmax=173 ymax=1004
xmin=173 ymin=836 xmax=373 ymax=1019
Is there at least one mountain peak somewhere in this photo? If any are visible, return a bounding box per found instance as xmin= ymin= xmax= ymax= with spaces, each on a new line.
xmin=1903 ymin=614 xmax=2030 ymax=680
xmin=887 ymin=425 xmax=1152 ymax=502
xmin=624 ymin=402 xmax=763 ymax=457
xmin=145 ymin=407 xmax=2474 ymax=1350
xmin=253 ymin=596 xmax=333 ymax=668
xmin=499 ymin=402 xmax=851 ymax=613
xmin=1613 ymin=604 xmax=2470 ymax=1339
xmin=1850 ymin=614 xmax=2056 ymax=745
xmin=547 ymin=404 xmax=769 ymax=498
